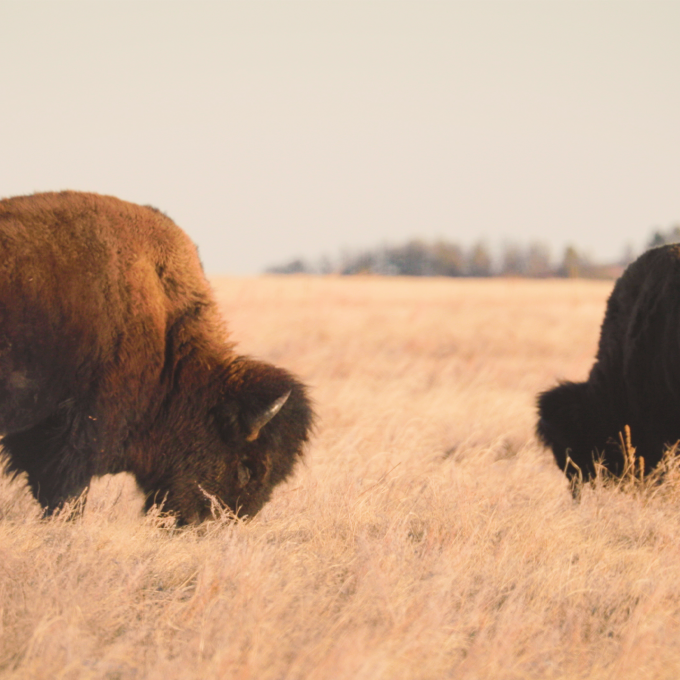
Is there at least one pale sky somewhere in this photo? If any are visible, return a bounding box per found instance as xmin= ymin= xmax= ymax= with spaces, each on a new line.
xmin=1 ymin=1 xmax=679 ymax=274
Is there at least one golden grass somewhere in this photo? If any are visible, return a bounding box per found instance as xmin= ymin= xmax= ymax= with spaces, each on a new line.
xmin=3 ymin=275 xmax=680 ymax=679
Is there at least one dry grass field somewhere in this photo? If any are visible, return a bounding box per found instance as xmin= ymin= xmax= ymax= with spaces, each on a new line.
xmin=3 ymin=275 xmax=680 ymax=679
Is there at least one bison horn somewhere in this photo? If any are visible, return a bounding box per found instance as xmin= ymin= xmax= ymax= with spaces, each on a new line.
xmin=246 ymin=390 xmax=291 ymax=442
xmin=237 ymin=462 xmax=251 ymax=487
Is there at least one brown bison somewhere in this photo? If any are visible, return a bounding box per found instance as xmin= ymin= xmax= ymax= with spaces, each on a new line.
xmin=0 ymin=191 xmax=313 ymax=523
xmin=537 ymin=244 xmax=680 ymax=483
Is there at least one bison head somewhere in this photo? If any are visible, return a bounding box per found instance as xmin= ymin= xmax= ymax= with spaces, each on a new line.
xmin=537 ymin=380 xmax=624 ymax=483
xmin=139 ymin=359 xmax=313 ymax=524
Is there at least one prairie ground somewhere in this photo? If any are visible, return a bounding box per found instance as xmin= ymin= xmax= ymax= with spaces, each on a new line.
xmin=3 ymin=275 xmax=680 ymax=679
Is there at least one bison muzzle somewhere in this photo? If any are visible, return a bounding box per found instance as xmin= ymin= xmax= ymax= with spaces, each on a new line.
xmin=0 ymin=191 xmax=313 ymax=523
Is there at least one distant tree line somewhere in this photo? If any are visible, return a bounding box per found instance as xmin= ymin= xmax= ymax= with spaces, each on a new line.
xmin=266 ymin=224 xmax=680 ymax=279
xmin=268 ymin=240 xmax=606 ymax=278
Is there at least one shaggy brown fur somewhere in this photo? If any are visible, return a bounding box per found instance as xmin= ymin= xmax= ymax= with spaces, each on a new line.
xmin=537 ymin=245 xmax=680 ymax=483
xmin=0 ymin=191 xmax=313 ymax=523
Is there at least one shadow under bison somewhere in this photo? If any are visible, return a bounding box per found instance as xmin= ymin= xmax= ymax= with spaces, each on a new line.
xmin=0 ymin=191 xmax=313 ymax=523
xmin=538 ymin=244 xmax=680 ymax=483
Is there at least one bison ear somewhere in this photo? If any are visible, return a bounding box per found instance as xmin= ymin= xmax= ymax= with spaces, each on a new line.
xmin=244 ymin=390 xmax=291 ymax=442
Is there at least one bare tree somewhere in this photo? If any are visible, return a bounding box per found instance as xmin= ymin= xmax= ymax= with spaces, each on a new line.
xmin=559 ymin=245 xmax=582 ymax=278
xmin=524 ymin=242 xmax=552 ymax=277
xmin=500 ymin=242 xmax=526 ymax=276
xmin=431 ymin=240 xmax=465 ymax=276
xmin=468 ymin=242 xmax=493 ymax=277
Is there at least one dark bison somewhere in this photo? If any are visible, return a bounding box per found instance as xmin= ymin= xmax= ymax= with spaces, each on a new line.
xmin=0 ymin=191 xmax=313 ymax=523
xmin=537 ymin=244 xmax=680 ymax=483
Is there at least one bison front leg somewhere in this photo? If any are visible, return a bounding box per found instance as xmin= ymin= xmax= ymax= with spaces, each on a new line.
xmin=1 ymin=410 xmax=95 ymax=517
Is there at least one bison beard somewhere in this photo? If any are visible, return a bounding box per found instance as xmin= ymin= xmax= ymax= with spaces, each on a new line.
xmin=0 ymin=191 xmax=313 ymax=523
xmin=537 ymin=244 xmax=680 ymax=484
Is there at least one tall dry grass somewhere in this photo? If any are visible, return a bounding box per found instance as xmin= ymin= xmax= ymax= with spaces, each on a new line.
xmin=3 ymin=276 xmax=680 ymax=679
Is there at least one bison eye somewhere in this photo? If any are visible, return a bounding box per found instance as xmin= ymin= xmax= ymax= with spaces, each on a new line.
xmin=245 ymin=390 xmax=291 ymax=442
